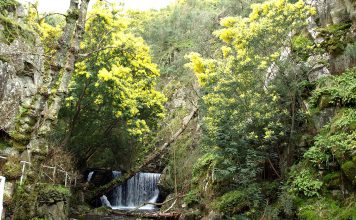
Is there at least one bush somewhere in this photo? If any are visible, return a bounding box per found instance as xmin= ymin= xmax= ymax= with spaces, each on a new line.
xmin=289 ymin=167 xmax=323 ymax=197
xmin=309 ymin=68 xmax=356 ymax=109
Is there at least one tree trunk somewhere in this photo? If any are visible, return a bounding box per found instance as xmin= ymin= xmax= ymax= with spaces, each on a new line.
xmin=87 ymin=107 xmax=198 ymax=202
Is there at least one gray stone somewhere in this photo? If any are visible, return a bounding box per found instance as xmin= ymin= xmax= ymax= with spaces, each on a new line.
xmin=4 ymin=181 xmax=15 ymax=202
xmin=38 ymin=201 xmax=68 ymax=220
xmin=0 ymin=38 xmax=44 ymax=134
xmin=312 ymin=107 xmax=336 ymax=131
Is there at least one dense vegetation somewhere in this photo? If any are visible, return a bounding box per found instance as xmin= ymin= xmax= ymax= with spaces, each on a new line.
xmin=0 ymin=0 xmax=355 ymax=219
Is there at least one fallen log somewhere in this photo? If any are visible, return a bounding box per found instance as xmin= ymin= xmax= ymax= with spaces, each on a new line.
xmin=87 ymin=107 xmax=198 ymax=202
xmin=110 ymin=210 xmax=181 ymax=219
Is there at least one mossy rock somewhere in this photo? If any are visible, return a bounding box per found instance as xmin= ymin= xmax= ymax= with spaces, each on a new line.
xmin=318 ymin=95 xmax=333 ymax=109
xmin=212 ymin=189 xmax=251 ymax=215
xmin=12 ymin=185 xmax=38 ymax=220
xmin=297 ymin=196 xmax=356 ymax=220
xmin=37 ymin=184 xmax=71 ymax=204
xmin=323 ymin=172 xmax=341 ymax=189
xmin=2 ymin=156 xmax=22 ymax=180
xmin=91 ymin=206 xmax=111 ymax=215
xmin=0 ymin=14 xmax=36 ymax=44
xmin=341 ymin=159 xmax=356 ymax=185
xmin=0 ymin=139 xmax=11 ymax=150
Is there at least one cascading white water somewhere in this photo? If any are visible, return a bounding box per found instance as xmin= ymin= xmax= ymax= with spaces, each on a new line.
xmin=100 ymin=195 xmax=112 ymax=208
xmin=105 ymin=171 xmax=161 ymax=210
xmin=87 ymin=171 xmax=94 ymax=182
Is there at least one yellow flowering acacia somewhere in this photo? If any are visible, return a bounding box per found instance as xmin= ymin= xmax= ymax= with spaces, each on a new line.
xmin=186 ymin=0 xmax=314 ymax=185
xmin=63 ymin=1 xmax=166 ymax=151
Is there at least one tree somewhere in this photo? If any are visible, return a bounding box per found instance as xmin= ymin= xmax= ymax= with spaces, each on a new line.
xmin=185 ymin=0 xmax=315 ymax=214
xmin=58 ymin=1 xmax=166 ymax=168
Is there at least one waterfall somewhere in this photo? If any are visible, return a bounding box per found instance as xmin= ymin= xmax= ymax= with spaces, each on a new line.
xmin=100 ymin=195 xmax=112 ymax=208
xmin=87 ymin=171 xmax=94 ymax=182
xmin=105 ymin=172 xmax=161 ymax=210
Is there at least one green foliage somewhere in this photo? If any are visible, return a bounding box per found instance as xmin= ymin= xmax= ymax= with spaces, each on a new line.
xmin=289 ymin=167 xmax=323 ymax=197
xmin=297 ymin=197 xmax=356 ymax=220
xmin=291 ymin=34 xmax=315 ymax=61
xmin=345 ymin=42 xmax=356 ymax=59
xmin=309 ymin=68 xmax=356 ymax=108
xmin=57 ymin=1 xmax=166 ymax=167
xmin=304 ymin=107 xmax=356 ymax=169
xmin=183 ymin=189 xmax=201 ymax=206
xmin=0 ymin=138 xmax=11 ymax=150
xmin=186 ymin=0 xmax=314 ymax=189
xmin=212 ymin=185 xmax=260 ymax=217
xmin=0 ymin=0 xmax=18 ymax=12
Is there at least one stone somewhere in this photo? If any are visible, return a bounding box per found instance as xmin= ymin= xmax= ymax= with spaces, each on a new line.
xmin=312 ymin=107 xmax=336 ymax=131
xmin=38 ymin=201 xmax=68 ymax=220
xmin=314 ymin=0 xmax=356 ymax=26
xmin=157 ymin=166 xmax=174 ymax=199
xmin=306 ymin=54 xmax=331 ymax=82
xmin=0 ymin=37 xmax=44 ymax=135
xmin=3 ymin=181 xmax=14 ymax=203
xmin=330 ymin=51 xmax=356 ymax=74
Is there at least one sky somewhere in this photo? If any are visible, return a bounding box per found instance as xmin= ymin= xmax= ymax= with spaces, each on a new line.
xmin=18 ymin=0 xmax=175 ymax=13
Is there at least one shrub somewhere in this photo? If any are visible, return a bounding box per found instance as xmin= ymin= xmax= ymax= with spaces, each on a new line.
xmin=290 ymin=168 xmax=322 ymax=197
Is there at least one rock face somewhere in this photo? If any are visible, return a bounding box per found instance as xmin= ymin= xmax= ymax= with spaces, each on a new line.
xmin=314 ymin=0 xmax=356 ymax=26
xmin=0 ymin=39 xmax=44 ymax=132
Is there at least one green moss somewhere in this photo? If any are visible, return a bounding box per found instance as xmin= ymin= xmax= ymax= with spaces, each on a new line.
xmin=9 ymin=130 xmax=31 ymax=147
xmin=0 ymin=14 xmax=36 ymax=44
xmin=212 ymin=188 xmax=253 ymax=215
xmin=341 ymin=160 xmax=356 ymax=184
xmin=317 ymin=22 xmax=352 ymax=55
xmin=322 ymin=172 xmax=341 ymax=189
xmin=183 ymin=189 xmax=200 ymax=206
xmin=2 ymin=156 xmax=22 ymax=180
xmin=298 ymin=197 xmax=356 ymax=220
xmin=0 ymin=138 xmax=11 ymax=150
xmin=38 ymin=184 xmax=71 ymax=197
xmin=11 ymin=183 xmax=71 ymax=219
xmin=11 ymin=185 xmax=38 ymax=220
